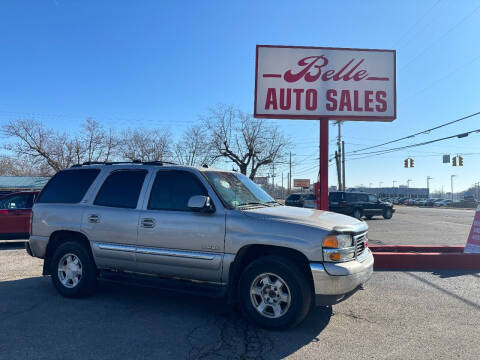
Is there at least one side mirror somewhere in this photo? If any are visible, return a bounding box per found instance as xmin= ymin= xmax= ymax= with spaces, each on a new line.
xmin=188 ymin=195 xmax=214 ymax=213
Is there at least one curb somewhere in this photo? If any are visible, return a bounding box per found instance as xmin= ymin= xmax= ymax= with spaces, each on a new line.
xmin=370 ymin=245 xmax=480 ymax=271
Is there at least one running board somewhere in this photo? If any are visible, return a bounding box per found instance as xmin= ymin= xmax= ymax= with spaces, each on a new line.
xmin=99 ymin=270 xmax=228 ymax=298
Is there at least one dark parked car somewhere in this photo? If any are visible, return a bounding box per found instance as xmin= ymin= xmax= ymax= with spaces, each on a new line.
xmin=329 ymin=191 xmax=395 ymax=220
xmin=0 ymin=191 xmax=39 ymax=240
xmin=285 ymin=193 xmax=305 ymax=207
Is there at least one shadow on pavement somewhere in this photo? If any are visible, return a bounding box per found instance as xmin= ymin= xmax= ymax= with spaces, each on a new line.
xmin=405 ymin=272 xmax=480 ymax=311
xmin=0 ymin=276 xmax=332 ymax=360
xmin=431 ymin=270 xmax=480 ymax=279
xmin=0 ymin=241 xmax=25 ymax=250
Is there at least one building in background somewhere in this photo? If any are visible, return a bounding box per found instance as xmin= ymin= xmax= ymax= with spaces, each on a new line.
xmin=350 ymin=186 xmax=429 ymax=199
xmin=0 ymin=176 xmax=50 ymax=196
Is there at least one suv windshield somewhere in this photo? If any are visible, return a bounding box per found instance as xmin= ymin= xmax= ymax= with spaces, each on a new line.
xmin=204 ymin=171 xmax=275 ymax=208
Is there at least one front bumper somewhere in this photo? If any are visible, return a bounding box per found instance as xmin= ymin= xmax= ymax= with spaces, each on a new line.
xmin=310 ymin=248 xmax=374 ymax=305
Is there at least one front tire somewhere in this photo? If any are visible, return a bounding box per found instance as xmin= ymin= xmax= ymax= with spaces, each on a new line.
xmin=238 ymin=256 xmax=312 ymax=330
xmin=50 ymin=241 xmax=97 ymax=297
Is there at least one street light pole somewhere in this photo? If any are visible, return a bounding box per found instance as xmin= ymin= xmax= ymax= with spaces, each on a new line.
xmin=451 ymin=175 xmax=456 ymax=201
xmin=427 ymin=176 xmax=433 ymax=198
xmin=393 ymin=180 xmax=397 ymax=187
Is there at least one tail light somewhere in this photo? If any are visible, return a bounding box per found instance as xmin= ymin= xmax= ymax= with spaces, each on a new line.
xmin=340 ymin=201 xmax=348 ymax=207
xmin=29 ymin=210 xmax=34 ymax=235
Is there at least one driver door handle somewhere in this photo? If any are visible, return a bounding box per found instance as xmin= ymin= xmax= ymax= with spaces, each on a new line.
xmin=141 ymin=218 xmax=156 ymax=228
xmin=88 ymin=214 xmax=100 ymax=223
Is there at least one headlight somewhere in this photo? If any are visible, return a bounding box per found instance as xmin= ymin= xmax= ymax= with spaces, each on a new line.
xmin=322 ymin=234 xmax=353 ymax=249
xmin=322 ymin=234 xmax=354 ymax=262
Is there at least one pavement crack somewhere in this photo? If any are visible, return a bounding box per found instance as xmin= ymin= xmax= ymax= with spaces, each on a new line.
xmin=334 ymin=310 xmax=376 ymax=324
xmin=186 ymin=311 xmax=273 ymax=360
xmin=1 ymin=301 xmax=44 ymax=322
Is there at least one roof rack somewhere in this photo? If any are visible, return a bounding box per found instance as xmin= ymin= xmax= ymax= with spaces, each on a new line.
xmin=70 ymin=160 xmax=178 ymax=168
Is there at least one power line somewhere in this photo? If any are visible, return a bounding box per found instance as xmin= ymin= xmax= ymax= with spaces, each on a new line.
xmin=400 ymin=3 xmax=480 ymax=71
xmin=393 ymin=0 xmax=443 ymax=49
xmin=350 ymin=111 xmax=480 ymax=154
xmin=348 ymin=127 xmax=480 ymax=158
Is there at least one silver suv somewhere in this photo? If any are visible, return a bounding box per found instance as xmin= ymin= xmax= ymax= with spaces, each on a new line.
xmin=26 ymin=162 xmax=373 ymax=329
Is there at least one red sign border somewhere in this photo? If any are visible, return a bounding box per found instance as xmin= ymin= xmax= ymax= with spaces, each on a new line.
xmin=254 ymin=44 xmax=397 ymax=121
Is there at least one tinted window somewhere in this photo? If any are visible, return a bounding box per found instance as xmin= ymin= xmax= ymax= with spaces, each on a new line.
xmin=329 ymin=192 xmax=343 ymax=202
xmin=305 ymin=194 xmax=316 ymax=200
xmin=287 ymin=194 xmax=301 ymax=200
xmin=37 ymin=169 xmax=100 ymax=204
xmin=0 ymin=193 xmax=32 ymax=209
xmin=94 ymin=170 xmax=147 ymax=209
xmin=148 ymin=171 xmax=207 ymax=211
xmin=345 ymin=193 xmax=358 ymax=202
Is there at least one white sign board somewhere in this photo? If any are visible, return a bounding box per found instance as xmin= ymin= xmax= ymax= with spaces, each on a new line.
xmin=255 ymin=45 xmax=396 ymax=121
xmin=294 ymin=179 xmax=310 ymax=188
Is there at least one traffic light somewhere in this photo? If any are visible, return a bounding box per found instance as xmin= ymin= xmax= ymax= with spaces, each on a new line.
xmin=404 ymin=159 xmax=409 ymax=168
xmin=452 ymin=156 xmax=457 ymax=166
xmin=459 ymin=156 xmax=463 ymax=166
xmin=410 ymin=158 xmax=414 ymax=168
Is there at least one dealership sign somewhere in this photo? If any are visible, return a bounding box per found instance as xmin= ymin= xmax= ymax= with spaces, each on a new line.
xmin=255 ymin=45 xmax=396 ymax=121
xmin=293 ymin=179 xmax=310 ymax=188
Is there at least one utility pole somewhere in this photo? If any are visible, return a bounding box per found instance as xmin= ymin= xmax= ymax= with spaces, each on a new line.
xmin=451 ymin=175 xmax=456 ymax=201
xmin=289 ymin=152 xmax=292 ymax=195
xmin=335 ymin=150 xmax=342 ymax=191
xmin=407 ymin=179 xmax=412 ymax=188
xmin=281 ymin=172 xmax=284 ymax=200
xmin=341 ymin=141 xmax=346 ymax=191
xmin=393 ymin=180 xmax=397 ymax=187
xmin=272 ymin=162 xmax=275 ymax=197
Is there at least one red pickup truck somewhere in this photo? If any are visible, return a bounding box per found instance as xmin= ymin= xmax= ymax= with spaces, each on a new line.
xmin=0 ymin=191 xmax=39 ymax=240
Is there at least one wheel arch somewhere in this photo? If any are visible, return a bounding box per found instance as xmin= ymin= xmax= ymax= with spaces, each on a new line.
xmin=226 ymin=244 xmax=313 ymax=303
xmin=43 ymin=230 xmax=94 ymax=275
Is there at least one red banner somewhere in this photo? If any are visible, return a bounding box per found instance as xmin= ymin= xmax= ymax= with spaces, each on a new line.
xmin=465 ymin=205 xmax=480 ymax=253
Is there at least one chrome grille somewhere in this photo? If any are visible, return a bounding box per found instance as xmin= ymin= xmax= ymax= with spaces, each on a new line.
xmin=353 ymin=233 xmax=367 ymax=257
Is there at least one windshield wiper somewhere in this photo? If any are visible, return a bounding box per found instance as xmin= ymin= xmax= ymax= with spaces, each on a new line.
xmin=238 ymin=201 xmax=268 ymax=208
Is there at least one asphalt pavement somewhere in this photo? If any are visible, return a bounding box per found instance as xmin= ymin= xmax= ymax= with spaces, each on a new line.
xmin=1 ymin=239 xmax=479 ymax=360
xmin=366 ymin=205 xmax=475 ymax=246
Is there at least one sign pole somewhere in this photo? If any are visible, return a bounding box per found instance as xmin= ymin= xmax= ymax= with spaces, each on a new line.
xmin=317 ymin=119 xmax=329 ymax=210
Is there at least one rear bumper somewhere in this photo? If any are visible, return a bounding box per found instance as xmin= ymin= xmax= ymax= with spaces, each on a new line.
xmin=27 ymin=235 xmax=49 ymax=258
xmin=310 ymin=249 xmax=374 ymax=305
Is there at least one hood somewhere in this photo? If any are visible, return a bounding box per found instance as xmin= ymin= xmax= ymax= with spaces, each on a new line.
xmin=242 ymin=205 xmax=368 ymax=233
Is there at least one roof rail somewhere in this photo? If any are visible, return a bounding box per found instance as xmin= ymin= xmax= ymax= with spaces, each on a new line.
xmin=70 ymin=160 xmax=178 ymax=168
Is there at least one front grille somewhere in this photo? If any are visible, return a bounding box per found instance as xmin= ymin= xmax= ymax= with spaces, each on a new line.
xmin=353 ymin=233 xmax=367 ymax=257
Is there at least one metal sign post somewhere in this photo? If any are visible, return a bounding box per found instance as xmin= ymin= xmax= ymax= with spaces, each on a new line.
xmin=317 ymin=119 xmax=329 ymax=210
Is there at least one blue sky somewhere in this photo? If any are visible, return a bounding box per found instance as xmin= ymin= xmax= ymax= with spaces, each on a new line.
xmin=1 ymin=0 xmax=479 ymax=193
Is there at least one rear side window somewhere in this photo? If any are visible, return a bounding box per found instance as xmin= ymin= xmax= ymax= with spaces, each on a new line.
xmin=94 ymin=170 xmax=147 ymax=209
xmin=148 ymin=170 xmax=207 ymax=211
xmin=345 ymin=193 xmax=359 ymax=202
xmin=329 ymin=193 xmax=343 ymax=201
xmin=37 ymin=169 xmax=100 ymax=204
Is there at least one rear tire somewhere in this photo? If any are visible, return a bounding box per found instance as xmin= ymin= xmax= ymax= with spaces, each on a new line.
xmin=365 ymin=215 xmax=373 ymax=220
xmin=50 ymin=241 xmax=97 ymax=298
xmin=383 ymin=208 xmax=393 ymax=219
xmin=238 ymin=256 xmax=312 ymax=330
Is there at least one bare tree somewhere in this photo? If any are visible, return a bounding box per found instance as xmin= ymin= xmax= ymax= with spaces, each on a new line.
xmin=174 ymin=125 xmax=214 ymax=166
xmin=203 ymin=104 xmax=290 ymax=179
xmin=2 ymin=119 xmax=77 ymax=171
xmin=120 ymin=128 xmax=172 ymax=162
xmin=2 ymin=118 xmax=119 ymax=172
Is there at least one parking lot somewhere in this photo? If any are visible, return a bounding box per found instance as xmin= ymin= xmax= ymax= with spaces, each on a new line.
xmin=366 ymin=205 xmax=475 ymax=246
xmin=1 ymin=206 xmax=479 ymax=360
